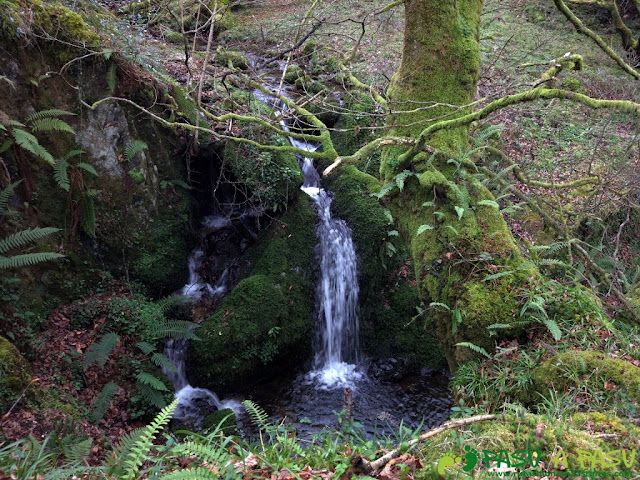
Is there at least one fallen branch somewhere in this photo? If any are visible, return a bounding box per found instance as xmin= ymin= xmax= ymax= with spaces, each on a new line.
xmin=0 ymin=378 xmax=39 ymax=424
xmin=352 ymin=414 xmax=496 ymax=474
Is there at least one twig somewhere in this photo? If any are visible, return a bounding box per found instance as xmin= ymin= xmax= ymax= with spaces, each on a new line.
xmin=353 ymin=414 xmax=496 ymax=474
xmin=0 ymin=378 xmax=39 ymax=424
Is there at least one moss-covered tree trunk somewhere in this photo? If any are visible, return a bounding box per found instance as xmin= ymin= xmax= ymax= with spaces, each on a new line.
xmin=382 ymin=0 xmax=531 ymax=370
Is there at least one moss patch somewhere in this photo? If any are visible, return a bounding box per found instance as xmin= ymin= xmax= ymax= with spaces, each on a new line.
xmin=189 ymin=195 xmax=316 ymax=391
xmin=0 ymin=336 xmax=32 ymax=412
xmin=532 ymin=350 xmax=640 ymax=401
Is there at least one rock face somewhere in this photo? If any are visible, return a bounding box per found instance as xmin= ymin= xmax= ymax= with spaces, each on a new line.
xmin=0 ymin=336 xmax=32 ymax=412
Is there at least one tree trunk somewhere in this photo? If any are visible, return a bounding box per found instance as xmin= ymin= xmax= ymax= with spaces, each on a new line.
xmin=382 ymin=0 xmax=531 ymax=370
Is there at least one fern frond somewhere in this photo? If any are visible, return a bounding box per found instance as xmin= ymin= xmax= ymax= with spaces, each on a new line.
xmin=13 ymin=128 xmax=55 ymax=164
xmin=0 ymin=180 xmax=21 ymax=213
xmin=136 ymin=372 xmax=170 ymax=392
xmin=53 ymin=158 xmax=70 ymax=192
xmin=455 ymin=342 xmax=490 ymax=358
xmin=0 ymin=137 xmax=14 ymax=154
xmin=26 ymin=109 xmax=75 ymax=122
xmin=121 ymin=399 xmax=178 ymax=480
xmin=0 ymin=227 xmax=60 ymax=254
xmin=76 ymin=162 xmax=97 ymax=176
xmin=242 ymin=399 xmax=269 ymax=431
xmin=476 ymin=199 xmax=500 ymax=209
xmin=394 ymin=170 xmax=414 ymax=191
xmin=151 ymin=320 xmax=199 ymax=340
xmin=124 ymin=140 xmax=148 ymax=162
xmin=89 ymin=382 xmax=118 ymax=423
xmin=30 ymin=118 xmax=75 ymax=135
xmin=540 ymin=317 xmax=562 ymax=341
xmin=136 ymin=341 xmax=156 ymax=355
xmin=160 ymin=467 xmax=221 ymax=480
xmin=137 ymin=382 xmax=168 ymax=409
xmin=472 ymin=123 xmax=505 ymax=144
xmin=60 ymin=437 xmax=92 ymax=467
xmin=107 ymin=62 xmax=117 ymax=94
xmin=84 ymin=332 xmax=119 ymax=369
xmin=59 ymin=149 xmax=85 ymax=162
xmin=110 ymin=428 xmax=145 ymax=466
xmin=0 ymin=252 xmax=64 ymax=269
xmin=150 ymin=352 xmax=178 ymax=373
xmin=416 ymin=224 xmax=434 ymax=235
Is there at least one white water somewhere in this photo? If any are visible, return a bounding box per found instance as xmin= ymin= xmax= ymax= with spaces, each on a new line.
xmin=267 ymin=93 xmax=362 ymax=390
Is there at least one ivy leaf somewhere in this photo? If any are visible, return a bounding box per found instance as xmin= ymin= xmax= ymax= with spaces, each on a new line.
xmin=454 ymin=206 xmax=465 ymax=220
xmin=416 ymin=224 xmax=434 ymax=235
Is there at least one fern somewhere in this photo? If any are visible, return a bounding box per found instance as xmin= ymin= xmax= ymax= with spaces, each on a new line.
xmin=0 ymin=227 xmax=61 ymax=254
xmin=455 ymin=342 xmax=490 ymax=358
xmin=0 ymin=181 xmax=21 ymax=213
xmin=161 ymin=467 xmax=220 ymax=479
xmin=477 ymin=199 xmax=500 ymax=209
xmin=25 ymin=109 xmax=75 ymax=122
xmin=110 ymin=428 xmax=145 ymax=467
xmin=137 ymin=382 xmax=168 ymax=409
xmin=472 ymin=123 xmax=505 ymax=144
xmin=0 ymin=252 xmax=65 ymax=269
xmin=416 ymin=224 xmax=434 ymax=235
xmin=151 ymin=319 xmax=199 ymax=340
xmin=136 ymin=372 xmax=170 ymax=392
xmin=12 ymin=128 xmax=54 ymax=164
xmin=124 ymin=140 xmax=148 ymax=162
xmin=394 ymin=170 xmax=415 ymax=191
xmin=540 ymin=317 xmax=562 ymax=341
xmin=29 ymin=118 xmax=75 ymax=135
xmin=107 ymin=62 xmax=117 ymax=94
xmin=89 ymin=382 xmax=118 ymax=423
xmin=136 ymin=341 xmax=156 ymax=355
xmin=150 ymin=352 xmax=178 ymax=373
xmin=121 ymin=399 xmax=178 ymax=480
xmin=242 ymin=399 xmax=270 ymax=431
xmin=76 ymin=162 xmax=97 ymax=176
xmin=53 ymin=158 xmax=70 ymax=192
xmin=60 ymin=436 xmax=92 ymax=467
xmin=84 ymin=332 xmax=119 ymax=369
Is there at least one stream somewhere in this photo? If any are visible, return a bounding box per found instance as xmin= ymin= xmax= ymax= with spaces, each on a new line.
xmin=163 ymin=86 xmax=452 ymax=436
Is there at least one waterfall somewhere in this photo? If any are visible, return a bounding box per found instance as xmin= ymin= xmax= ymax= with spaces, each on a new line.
xmin=262 ymin=91 xmax=362 ymax=389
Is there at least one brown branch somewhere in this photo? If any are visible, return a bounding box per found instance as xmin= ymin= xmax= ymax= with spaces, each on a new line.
xmin=353 ymin=414 xmax=496 ymax=474
xmin=258 ymin=20 xmax=324 ymax=69
xmin=0 ymin=378 xmax=39 ymax=424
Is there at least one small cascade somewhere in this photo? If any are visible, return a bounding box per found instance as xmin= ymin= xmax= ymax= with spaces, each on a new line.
xmin=259 ymin=89 xmax=362 ymax=389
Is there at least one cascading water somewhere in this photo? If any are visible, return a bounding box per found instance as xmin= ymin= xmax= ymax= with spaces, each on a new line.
xmin=269 ymin=98 xmax=363 ymax=389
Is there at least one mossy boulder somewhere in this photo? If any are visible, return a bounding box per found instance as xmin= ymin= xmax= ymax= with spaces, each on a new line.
xmin=215 ymin=47 xmax=250 ymax=70
xmin=284 ymin=64 xmax=305 ymax=84
xmin=189 ymin=195 xmax=316 ymax=391
xmin=532 ymin=351 xmax=640 ymax=403
xmin=0 ymin=336 xmax=32 ymax=412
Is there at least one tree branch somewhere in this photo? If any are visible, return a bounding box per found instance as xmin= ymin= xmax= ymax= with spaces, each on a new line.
xmin=353 ymin=414 xmax=496 ymax=474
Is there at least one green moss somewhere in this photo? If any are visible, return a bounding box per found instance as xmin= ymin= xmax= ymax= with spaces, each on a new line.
xmin=532 ymin=350 xmax=640 ymax=400
xmin=214 ymin=48 xmax=250 ymax=70
xmin=284 ymin=64 xmax=305 ymax=84
xmin=31 ymin=0 xmax=100 ymax=45
xmin=189 ymin=195 xmax=316 ymax=390
xmin=0 ymin=336 xmax=32 ymax=412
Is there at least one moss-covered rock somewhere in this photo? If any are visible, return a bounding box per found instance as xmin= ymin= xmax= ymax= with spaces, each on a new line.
xmin=324 ymin=165 xmax=445 ymax=367
xmin=0 ymin=336 xmax=32 ymax=412
xmin=283 ymin=64 xmax=305 ymax=84
xmin=214 ymin=47 xmax=250 ymax=70
xmin=532 ymin=350 xmax=640 ymax=401
xmin=189 ymin=195 xmax=316 ymax=390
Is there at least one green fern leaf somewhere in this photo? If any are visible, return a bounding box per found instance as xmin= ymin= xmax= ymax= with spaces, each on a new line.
xmin=84 ymin=332 xmax=119 ymax=369
xmin=416 ymin=224 xmax=434 ymax=235
xmin=136 ymin=341 xmax=156 ymax=355
xmin=30 ymin=118 xmax=75 ymax=135
xmin=107 ymin=62 xmax=117 ymax=94
xmin=60 ymin=436 xmax=92 ymax=467
xmin=160 ymin=467 xmax=220 ymax=480
xmin=482 ymin=270 xmax=513 ymax=282
xmin=124 ymin=140 xmax=148 ymax=162
xmin=76 ymin=162 xmax=97 ymax=176
xmin=137 ymin=382 xmax=168 ymax=409
xmin=54 ymin=158 xmax=70 ymax=192
xmin=89 ymin=382 xmax=118 ymax=423
xmin=136 ymin=372 xmax=169 ymax=391
xmin=477 ymin=199 xmax=500 ymax=209
xmin=455 ymin=342 xmax=490 ymax=358
xmin=25 ymin=109 xmax=75 ymax=122
xmin=540 ymin=317 xmax=562 ymax=341
xmin=242 ymin=399 xmax=270 ymax=431
xmin=0 ymin=137 xmax=14 ymax=154
xmin=150 ymin=352 xmax=178 ymax=373
xmin=394 ymin=170 xmax=414 ymax=191
xmin=472 ymin=123 xmax=505 ymax=144
xmin=0 ymin=181 xmax=21 ymax=213
xmin=0 ymin=227 xmax=60 ymax=254
xmin=13 ymin=128 xmax=55 ymax=164
xmin=429 ymin=302 xmax=451 ymax=310
xmin=121 ymin=399 xmax=178 ymax=480
xmin=110 ymin=428 xmax=145 ymax=469
xmin=59 ymin=149 xmax=85 ymax=162
xmin=0 ymin=252 xmax=64 ymax=269
xmin=151 ymin=320 xmax=199 ymax=340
